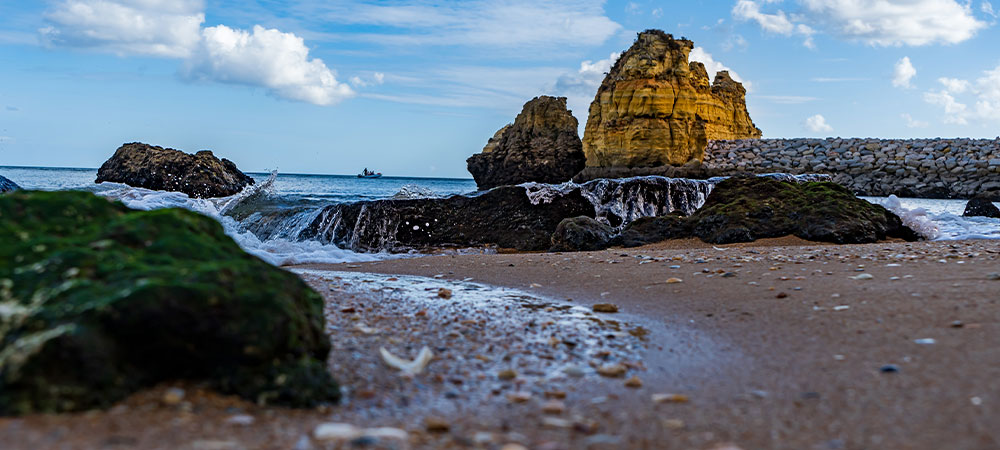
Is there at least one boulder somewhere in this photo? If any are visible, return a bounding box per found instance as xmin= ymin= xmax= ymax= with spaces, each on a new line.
xmin=619 ymin=177 xmax=920 ymax=246
xmin=0 ymin=175 xmax=19 ymax=193
xmin=962 ymin=197 xmax=1000 ymax=218
xmin=299 ymin=185 xmax=595 ymax=252
xmin=0 ymin=191 xmax=338 ymax=415
xmin=96 ymin=142 xmax=254 ymax=198
xmin=550 ymin=216 xmax=617 ymax=252
xmin=582 ymin=30 xmax=761 ymax=168
xmin=467 ymin=96 xmax=585 ymax=190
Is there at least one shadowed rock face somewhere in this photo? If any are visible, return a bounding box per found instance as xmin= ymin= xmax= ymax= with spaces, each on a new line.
xmin=620 ymin=177 xmax=920 ymax=246
xmin=0 ymin=175 xmax=18 ymax=193
xmin=467 ymin=96 xmax=586 ymax=190
xmin=0 ymin=191 xmax=338 ymax=415
xmin=963 ymin=197 xmax=1000 ymax=218
xmin=300 ymin=185 xmax=596 ymax=252
xmin=96 ymin=142 xmax=254 ymax=198
xmin=583 ymin=30 xmax=761 ymax=168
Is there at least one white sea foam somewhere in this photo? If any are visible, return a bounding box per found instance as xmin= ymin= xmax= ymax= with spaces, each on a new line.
xmin=866 ymin=196 xmax=1000 ymax=241
xmin=94 ymin=174 xmax=383 ymax=266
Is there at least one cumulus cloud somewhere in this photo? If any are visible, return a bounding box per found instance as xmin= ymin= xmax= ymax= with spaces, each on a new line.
xmin=923 ymin=64 xmax=1000 ymax=124
xmin=734 ymin=0 xmax=987 ymax=47
xmin=40 ymin=0 xmax=354 ymax=105
xmin=350 ymin=72 xmax=387 ymax=88
xmin=805 ymin=114 xmax=833 ymax=133
xmin=901 ymin=113 xmax=929 ymax=128
xmin=982 ymin=1 xmax=996 ymax=17
xmin=689 ymin=47 xmax=749 ymax=87
xmin=40 ymin=0 xmax=205 ymax=58
xmin=892 ymin=56 xmax=916 ymax=88
xmin=551 ymin=52 xmax=620 ymax=120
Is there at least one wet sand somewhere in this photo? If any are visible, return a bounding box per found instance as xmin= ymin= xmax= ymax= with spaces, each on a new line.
xmin=3 ymin=238 xmax=999 ymax=449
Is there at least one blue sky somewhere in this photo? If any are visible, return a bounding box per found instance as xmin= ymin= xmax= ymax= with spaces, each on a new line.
xmin=1 ymin=0 xmax=999 ymax=177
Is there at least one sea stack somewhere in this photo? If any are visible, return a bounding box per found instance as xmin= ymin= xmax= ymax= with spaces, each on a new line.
xmin=96 ymin=142 xmax=254 ymax=199
xmin=467 ymin=96 xmax=586 ymax=190
xmin=582 ymin=30 xmax=761 ymax=168
xmin=0 ymin=175 xmax=19 ymax=193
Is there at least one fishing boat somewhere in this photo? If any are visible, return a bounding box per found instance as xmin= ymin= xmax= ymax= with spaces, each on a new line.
xmin=357 ymin=168 xmax=382 ymax=178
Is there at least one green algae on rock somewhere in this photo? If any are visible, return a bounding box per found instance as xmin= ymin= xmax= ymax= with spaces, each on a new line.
xmin=0 ymin=191 xmax=338 ymax=415
xmin=620 ymin=177 xmax=920 ymax=246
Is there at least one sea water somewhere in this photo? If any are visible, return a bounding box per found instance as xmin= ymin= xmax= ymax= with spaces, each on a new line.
xmin=2 ymin=166 xmax=997 ymax=265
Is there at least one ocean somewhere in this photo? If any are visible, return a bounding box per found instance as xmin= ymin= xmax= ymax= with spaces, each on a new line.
xmin=2 ymin=166 xmax=997 ymax=265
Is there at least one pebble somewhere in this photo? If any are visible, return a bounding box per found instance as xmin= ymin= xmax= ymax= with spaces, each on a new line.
xmin=624 ymin=375 xmax=643 ymax=388
xmin=914 ymin=338 xmax=936 ymax=345
xmin=497 ymin=369 xmax=518 ymax=380
xmin=424 ymin=416 xmax=451 ymax=433
xmin=501 ymin=444 xmax=529 ymax=450
xmin=224 ymin=415 xmax=255 ymax=426
xmin=563 ymin=365 xmax=586 ymax=377
xmin=437 ymin=288 xmax=452 ymax=299
xmin=313 ymin=423 xmax=362 ymax=441
xmin=851 ymin=273 xmax=874 ymax=280
xmin=988 ymin=273 xmax=1000 ymax=280
xmin=541 ymin=400 xmax=566 ymax=414
xmin=507 ymin=392 xmax=533 ymax=403
xmin=364 ymin=427 xmax=409 ymax=441
xmin=722 ymin=272 xmax=737 ymax=277
xmin=545 ymin=390 xmax=567 ymax=399
xmin=833 ymin=305 xmax=850 ymax=311
xmin=161 ymin=387 xmax=185 ymax=406
xmin=666 ymin=277 xmax=683 ymax=284
xmin=596 ymin=363 xmax=628 ymax=378
xmin=652 ymin=393 xmax=689 ymax=404
xmin=880 ymin=364 xmax=900 ymax=373
xmin=592 ymin=303 xmax=619 ymax=313
xmin=775 ymin=292 xmax=788 ymax=299
xmin=663 ymin=419 xmax=685 ymax=429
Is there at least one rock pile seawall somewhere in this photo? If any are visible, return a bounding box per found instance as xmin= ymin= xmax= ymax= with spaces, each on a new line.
xmin=704 ymin=138 xmax=1000 ymax=200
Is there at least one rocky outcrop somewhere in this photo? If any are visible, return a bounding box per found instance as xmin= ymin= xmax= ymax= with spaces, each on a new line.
xmin=619 ymin=177 xmax=919 ymax=246
xmin=582 ymin=30 xmax=760 ymax=168
xmin=963 ymin=197 xmax=1000 ymax=218
xmin=299 ymin=185 xmax=595 ymax=252
xmin=467 ymin=96 xmax=585 ymax=190
xmin=96 ymin=142 xmax=255 ymax=198
xmin=0 ymin=175 xmax=18 ymax=193
xmin=550 ymin=216 xmax=617 ymax=252
xmin=0 ymin=191 xmax=338 ymax=415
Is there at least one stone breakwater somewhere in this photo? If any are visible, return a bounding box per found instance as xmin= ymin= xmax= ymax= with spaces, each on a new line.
xmin=704 ymin=138 xmax=1000 ymax=199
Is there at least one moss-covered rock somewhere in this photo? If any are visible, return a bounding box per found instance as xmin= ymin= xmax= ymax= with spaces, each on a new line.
xmin=0 ymin=191 xmax=338 ymax=416
xmin=620 ymin=177 xmax=920 ymax=246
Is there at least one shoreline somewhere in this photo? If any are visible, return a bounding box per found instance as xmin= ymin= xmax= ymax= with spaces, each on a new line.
xmin=3 ymin=238 xmax=999 ymax=449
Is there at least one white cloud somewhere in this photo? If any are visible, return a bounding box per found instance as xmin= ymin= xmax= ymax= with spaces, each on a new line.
xmin=901 ymin=113 xmax=929 ymax=128
xmin=689 ymin=47 xmax=749 ymax=87
xmin=733 ymin=0 xmax=816 ymax=48
xmin=757 ymin=95 xmax=820 ymax=104
xmin=892 ymin=56 xmax=916 ymax=88
xmin=805 ymin=114 xmax=833 ymax=133
xmin=983 ymin=1 xmax=996 ymax=17
xmin=734 ymin=0 xmax=987 ymax=47
xmin=40 ymin=0 xmax=354 ymax=106
xmin=40 ymin=0 xmax=205 ymax=58
xmin=938 ymin=77 xmax=970 ymax=93
xmin=922 ymin=64 xmax=1000 ymax=124
xmin=551 ymin=53 xmax=620 ymax=120
xmin=350 ymin=72 xmax=387 ymax=88
xmin=185 ymin=25 xmax=354 ymax=106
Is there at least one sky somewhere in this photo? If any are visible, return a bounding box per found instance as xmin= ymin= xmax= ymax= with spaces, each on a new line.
xmin=1 ymin=0 xmax=999 ymax=178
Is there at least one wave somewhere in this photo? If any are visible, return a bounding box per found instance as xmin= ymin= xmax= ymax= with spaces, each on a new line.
xmin=90 ymin=173 xmax=998 ymax=266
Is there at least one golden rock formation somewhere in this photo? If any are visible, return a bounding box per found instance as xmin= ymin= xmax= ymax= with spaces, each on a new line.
xmin=582 ymin=30 xmax=761 ymax=167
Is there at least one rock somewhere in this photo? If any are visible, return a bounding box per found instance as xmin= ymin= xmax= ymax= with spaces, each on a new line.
xmin=541 ymin=400 xmax=566 ymax=414
xmin=550 ymin=216 xmax=616 ymax=252
xmin=620 ymin=176 xmax=921 ymax=245
xmin=624 ymin=375 xmax=643 ymax=388
xmin=424 ymin=417 xmax=451 ymax=433
xmin=96 ymin=142 xmax=254 ymax=198
xmin=437 ymin=288 xmax=453 ymax=299
xmin=651 ymin=393 xmax=689 ymax=404
xmin=300 ymin=185 xmax=595 ymax=252
xmin=596 ymin=363 xmax=628 ymax=378
xmin=467 ymin=96 xmax=585 ymax=190
xmin=497 ymin=369 xmax=517 ymax=380
xmin=962 ymin=197 xmax=1000 ymax=218
xmin=0 ymin=175 xmax=19 ymax=193
xmin=592 ymin=303 xmax=619 ymax=313
xmin=314 ymin=423 xmax=362 ymax=441
xmin=161 ymin=387 xmax=186 ymax=406
xmin=0 ymin=191 xmax=337 ymax=415
xmin=582 ymin=30 xmax=760 ymax=168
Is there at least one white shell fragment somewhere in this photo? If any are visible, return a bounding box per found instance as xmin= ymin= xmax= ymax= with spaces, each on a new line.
xmin=380 ymin=346 xmax=434 ymax=375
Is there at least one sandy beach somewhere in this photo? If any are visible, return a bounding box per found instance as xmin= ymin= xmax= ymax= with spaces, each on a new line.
xmin=3 ymin=238 xmax=998 ymax=449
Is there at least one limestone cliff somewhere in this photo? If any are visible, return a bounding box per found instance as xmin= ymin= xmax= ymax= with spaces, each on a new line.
xmin=467 ymin=96 xmax=585 ymax=190
xmin=582 ymin=30 xmax=761 ymax=167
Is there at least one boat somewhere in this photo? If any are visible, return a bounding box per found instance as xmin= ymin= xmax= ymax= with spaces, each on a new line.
xmin=357 ymin=168 xmax=382 ymax=178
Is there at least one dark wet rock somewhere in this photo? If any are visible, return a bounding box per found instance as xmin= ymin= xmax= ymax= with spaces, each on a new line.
xmin=550 ymin=216 xmax=616 ymax=252
xmin=96 ymin=142 xmax=254 ymax=198
xmin=962 ymin=197 xmax=1000 ymax=218
xmin=0 ymin=191 xmax=337 ymax=415
xmin=618 ymin=213 xmax=690 ymax=247
xmin=0 ymin=175 xmax=19 ymax=193
xmin=300 ymin=185 xmax=595 ymax=252
xmin=618 ymin=176 xmax=920 ymax=246
xmin=467 ymin=96 xmax=585 ymax=190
